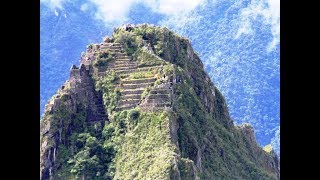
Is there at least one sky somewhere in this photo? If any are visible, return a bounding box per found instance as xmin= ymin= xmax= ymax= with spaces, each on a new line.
xmin=40 ymin=0 xmax=280 ymax=155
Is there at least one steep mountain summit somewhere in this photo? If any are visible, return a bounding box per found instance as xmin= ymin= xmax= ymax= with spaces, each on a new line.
xmin=40 ymin=24 xmax=280 ymax=179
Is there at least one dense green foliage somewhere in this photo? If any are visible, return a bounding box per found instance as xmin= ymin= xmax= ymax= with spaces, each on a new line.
xmin=67 ymin=132 xmax=115 ymax=179
xmin=113 ymin=30 xmax=138 ymax=56
xmin=41 ymin=25 xmax=279 ymax=180
xmin=172 ymin=67 xmax=277 ymax=179
xmin=94 ymin=51 xmax=115 ymax=67
xmin=113 ymin=26 xmax=277 ymax=179
xmin=128 ymin=109 xmax=140 ymax=120
xmin=95 ymin=70 xmax=121 ymax=113
xmin=112 ymin=110 xmax=177 ymax=179
xmin=41 ymin=94 xmax=116 ymax=179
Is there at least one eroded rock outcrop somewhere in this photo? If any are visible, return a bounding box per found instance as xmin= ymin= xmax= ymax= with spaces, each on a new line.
xmin=40 ymin=64 xmax=107 ymax=180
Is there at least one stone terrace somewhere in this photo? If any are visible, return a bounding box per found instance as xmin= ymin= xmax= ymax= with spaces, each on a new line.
xmin=94 ymin=42 xmax=172 ymax=112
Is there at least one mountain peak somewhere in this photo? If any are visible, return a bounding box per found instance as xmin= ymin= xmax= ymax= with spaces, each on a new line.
xmin=40 ymin=24 xmax=280 ymax=179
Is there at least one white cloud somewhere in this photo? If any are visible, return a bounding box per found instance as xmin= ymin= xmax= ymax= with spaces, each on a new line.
xmin=54 ymin=9 xmax=59 ymax=16
xmin=145 ymin=0 xmax=204 ymax=15
xmin=87 ymin=0 xmax=204 ymax=24
xmin=158 ymin=0 xmax=207 ymax=37
xmin=40 ymin=0 xmax=66 ymax=10
xmin=236 ymin=0 xmax=280 ymax=50
xmin=160 ymin=10 xmax=202 ymax=32
xmin=88 ymin=0 xmax=137 ymax=24
xmin=80 ymin=3 xmax=89 ymax=12
xmin=267 ymin=0 xmax=280 ymax=50
xmin=235 ymin=19 xmax=253 ymax=39
xmin=41 ymin=0 xmax=204 ymax=24
xmin=268 ymin=0 xmax=280 ymax=25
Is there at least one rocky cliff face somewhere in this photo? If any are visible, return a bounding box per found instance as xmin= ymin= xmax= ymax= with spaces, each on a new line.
xmin=40 ymin=63 xmax=107 ymax=179
xmin=40 ymin=24 xmax=280 ymax=179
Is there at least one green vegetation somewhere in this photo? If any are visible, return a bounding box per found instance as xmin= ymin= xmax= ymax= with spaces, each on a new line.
xmin=128 ymin=70 xmax=155 ymax=79
xmin=112 ymin=111 xmax=177 ymax=179
xmin=43 ymin=99 xmax=116 ymax=179
xmin=134 ymin=48 xmax=165 ymax=68
xmin=94 ymin=51 xmax=115 ymax=67
xmin=67 ymin=132 xmax=115 ymax=179
xmin=95 ymin=70 xmax=121 ymax=113
xmin=87 ymin=43 xmax=94 ymax=50
xmin=178 ymin=158 xmax=197 ymax=180
xmin=41 ymin=24 xmax=279 ymax=180
xmin=113 ymin=30 xmax=138 ymax=56
xmin=172 ymin=66 xmax=277 ymax=179
xmin=141 ymin=86 xmax=151 ymax=100
xmin=128 ymin=109 xmax=140 ymax=120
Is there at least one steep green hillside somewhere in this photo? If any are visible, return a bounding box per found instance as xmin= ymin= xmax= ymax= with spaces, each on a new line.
xmin=40 ymin=24 xmax=279 ymax=180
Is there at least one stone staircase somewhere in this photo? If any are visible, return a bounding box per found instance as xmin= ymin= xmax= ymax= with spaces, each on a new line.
xmin=140 ymin=85 xmax=172 ymax=111
xmin=96 ymin=42 xmax=172 ymax=112
xmin=78 ymin=72 xmax=107 ymax=122
xmin=92 ymin=91 xmax=108 ymax=121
